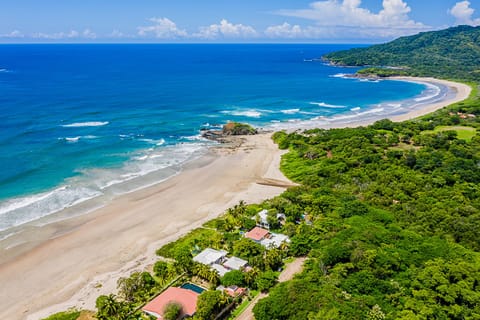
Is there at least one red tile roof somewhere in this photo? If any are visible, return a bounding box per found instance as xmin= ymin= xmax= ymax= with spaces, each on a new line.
xmin=142 ymin=287 xmax=199 ymax=319
xmin=245 ymin=227 xmax=269 ymax=241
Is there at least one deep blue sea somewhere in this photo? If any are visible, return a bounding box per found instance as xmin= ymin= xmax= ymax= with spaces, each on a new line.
xmin=0 ymin=44 xmax=440 ymax=233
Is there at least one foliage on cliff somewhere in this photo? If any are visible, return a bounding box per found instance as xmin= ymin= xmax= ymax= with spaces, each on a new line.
xmin=324 ymin=25 xmax=480 ymax=80
xmin=222 ymin=122 xmax=257 ymax=135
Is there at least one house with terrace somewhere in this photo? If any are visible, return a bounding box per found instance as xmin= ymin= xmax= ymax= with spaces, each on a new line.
xmin=245 ymin=226 xmax=290 ymax=249
xmin=193 ymin=248 xmax=248 ymax=277
xmin=255 ymin=209 xmax=286 ymax=229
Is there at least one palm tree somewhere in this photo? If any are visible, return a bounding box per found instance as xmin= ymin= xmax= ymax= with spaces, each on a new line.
xmin=207 ymin=269 xmax=220 ymax=285
xmin=101 ymin=294 xmax=120 ymax=318
xmin=194 ymin=263 xmax=212 ymax=281
xmin=244 ymin=267 xmax=260 ymax=287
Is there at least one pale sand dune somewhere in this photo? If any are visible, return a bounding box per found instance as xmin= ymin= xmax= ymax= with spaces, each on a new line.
xmin=0 ymin=77 xmax=471 ymax=320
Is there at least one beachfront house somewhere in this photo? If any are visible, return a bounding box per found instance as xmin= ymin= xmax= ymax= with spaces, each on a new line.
xmin=193 ymin=248 xmax=249 ymax=277
xmin=142 ymin=287 xmax=199 ymax=319
xmin=223 ymin=256 xmax=248 ymax=271
xmin=193 ymin=248 xmax=228 ymax=266
xmin=245 ymin=227 xmax=270 ymax=243
xmin=245 ymin=226 xmax=290 ymax=249
xmin=260 ymin=233 xmax=290 ymax=249
xmin=255 ymin=209 xmax=286 ymax=229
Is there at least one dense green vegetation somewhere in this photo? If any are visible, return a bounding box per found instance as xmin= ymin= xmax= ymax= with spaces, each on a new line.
xmin=324 ymin=25 xmax=480 ymax=80
xmin=252 ymin=93 xmax=480 ymax=318
xmin=357 ymin=67 xmax=409 ymax=77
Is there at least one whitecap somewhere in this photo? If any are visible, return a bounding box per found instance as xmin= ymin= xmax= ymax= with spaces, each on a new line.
xmin=221 ymin=110 xmax=262 ymax=118
xmin=65 ymin=136 xmax=80 ymax=143
xmin=414 ymin=83 xmax=442 ymax=102
xmin=61 ymin=121 xmax=109 ymax=128
xmin=386 ymin=103 xmax=402 ymax=108
xmin=310 ymin=102 xmax=347 ymax=109
xmin=281 ymin=109 xmax=300 ymax=115
xmin=350 ymin=107 xmax=361 ymax=112
xmin=330 ymin=73 xmax=353 ymax=79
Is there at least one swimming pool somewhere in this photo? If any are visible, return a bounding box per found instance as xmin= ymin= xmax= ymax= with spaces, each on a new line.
xmin=181 ymin=283 xmax=206 ymax=294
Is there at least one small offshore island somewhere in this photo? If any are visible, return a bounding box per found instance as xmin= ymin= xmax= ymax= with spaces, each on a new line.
xmin=2 ymin=25 xmax=480 ymax=320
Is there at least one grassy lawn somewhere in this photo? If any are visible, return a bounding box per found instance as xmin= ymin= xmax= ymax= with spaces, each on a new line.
xmin=156 ymin=227 xmax=223 ymax=258
xmin=423 ymin=126 xmax=477 ymax=141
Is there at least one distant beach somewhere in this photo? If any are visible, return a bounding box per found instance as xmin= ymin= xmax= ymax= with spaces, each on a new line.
xmin=0 ymin=75 xmax=471 ymax=320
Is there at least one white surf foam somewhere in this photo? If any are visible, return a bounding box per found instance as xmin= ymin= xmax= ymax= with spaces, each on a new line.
xmin=330 ymin=73 xmax=352 ymax=79
xmin=414 ymin=82 xmax=442 ymax=102
xmin=281 ymin=109 xmax=300 ymax=115
xmin=61 ymin=121 xmax=109 ymax=128
xmin=0 ymin=186 xmax=102 ymax=232
xmin=65 ymin=136 xmax=80 ymax=143
xmin=310 ymin=102 xmax=347 ymax=109
xmin=221 ymin=110 xmax=262 ymax=118
xmin=0 ymin=137 xmax=210 ymax=232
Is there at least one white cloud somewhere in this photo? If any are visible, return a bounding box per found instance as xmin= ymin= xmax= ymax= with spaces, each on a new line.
xmin=30 ymin=29 xmax=97 ymax=40
xmin=275 ymin=0 xmax=429 ymax=39
xmin=449 ymin=1 xmax=480 ymax=26
xmin=109 ymin=29 xmax=124 ymax=38
xmin=137 ymin=17 xmax=187 ymax=38
xmin=82 ymin=29 xmax=96 ymax=39
xmin=194 ymin=19 xmax=257 ymax=39
xmin=265 ymin=23 xmax=305 ymax=38
xmin=33 ymin=30 xmax=78 ymax=39
xmin=0 ymin=30 xmax=24 ymax=38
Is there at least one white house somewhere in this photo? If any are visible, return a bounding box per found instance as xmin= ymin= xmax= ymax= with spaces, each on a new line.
xmin=193 ymin=248 xmax=228 ymax=266
xmin=223 ymin=256 xmax=248 ymax=271
xmin=255 ymin=209 xmax=286 ymax=229
xmin=260 ymin=233 xmax=290 ymax=249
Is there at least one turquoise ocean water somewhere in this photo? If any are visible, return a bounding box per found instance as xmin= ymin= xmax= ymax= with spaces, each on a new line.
xmin=0 ymin=44 xmax=446 ymax=234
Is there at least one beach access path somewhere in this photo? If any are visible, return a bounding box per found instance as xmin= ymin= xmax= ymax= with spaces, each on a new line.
xmin=235 ymin=257 xmax=307 ymax=320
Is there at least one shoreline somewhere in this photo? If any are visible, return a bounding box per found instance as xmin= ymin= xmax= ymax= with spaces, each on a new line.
xmin=0 ymin=76 xmax=472 ymax=320
xmin=388 ymin=77 xmax=472 ymax=122
xmin=0 ymin=134 xmax=295 ymax=320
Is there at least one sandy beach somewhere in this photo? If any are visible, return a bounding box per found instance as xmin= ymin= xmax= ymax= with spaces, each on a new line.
xmin=0 ymin=134 xmax=294 ymax=320
xmin=389 ymin=77 xmax=472 ymax=122
xmin=0 ymin=76 xmax=471 ymax=320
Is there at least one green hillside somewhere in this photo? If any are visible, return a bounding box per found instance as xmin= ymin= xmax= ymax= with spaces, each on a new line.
xmin=324 ymin=25 xmax=480 ymax=80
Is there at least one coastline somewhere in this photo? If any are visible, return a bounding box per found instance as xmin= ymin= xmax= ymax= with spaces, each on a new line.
xmin=0 ymin=76 xmax=471 ymax=320
xmin=388 ymin=77 xmax=472 ymax=122
xmin=0 ymin=134 xmax=294 ymax=320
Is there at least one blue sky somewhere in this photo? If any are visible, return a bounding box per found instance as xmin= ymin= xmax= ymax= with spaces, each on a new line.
xmin=1 ymin=0 xmax=479 ymax=43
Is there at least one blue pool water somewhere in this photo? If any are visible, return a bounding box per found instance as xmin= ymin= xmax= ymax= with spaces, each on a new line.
xmin=0 ymin=44 xmax=435 ymax=233
xmin=181 ymin=283 xmax=206 ymax=294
